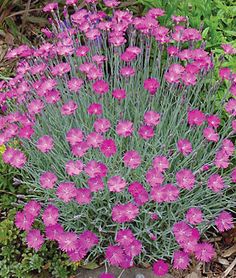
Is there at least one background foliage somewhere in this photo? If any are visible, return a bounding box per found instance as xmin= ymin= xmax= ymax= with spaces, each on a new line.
xmin=0 ymin=0 xmax=235 ymax=277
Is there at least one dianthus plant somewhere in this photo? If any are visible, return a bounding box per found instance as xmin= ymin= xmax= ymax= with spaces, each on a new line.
xmin=1 ymin=0 xmax=236 ymax=275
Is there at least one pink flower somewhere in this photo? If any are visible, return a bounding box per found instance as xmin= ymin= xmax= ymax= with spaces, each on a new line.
xmin=8 ymin=149 xmax=27 ymax=168
xmin=176 ymin=169 xmax=195 ymax=190
xmin=177 ymin=139 xmax=192 ymax=156
xmin=92 ymin=80 xmax=109 ymax=95
xmin=39 ymin=171 xmax=57 ymax=189
xmin=56 ymin=182 xmax=77 ymax=202
xmin=153 ymin=260 xmax=169 ymax=276
xmin=112 ymin=203 xmax=139 ymax=223
xmin=144 ymin=78 xmax=160 ymax=95
xmin=66 ymin=128 xmax=84 ymax=146
xmin=71 ymin=141 xmax=89 ymax=157
xmin=167 ymin=46 xmax=179 ymax=56
xmin=207 ymin=115 xmax=220 ymax=129
xmin=231 ymin=168 xmax=236 ymax=183
xmin=66 ymin=241 xmax=88 ymax=262
xmin=116 ymin=120 xmax=133 ymax=137
xmin=84 ymin=160 xmax=107 ymax=178
xmin=194 ymin=243 xmax=215 ymax=262
xmin=44 ymin=89 xmax=61 ymax=103
xmin=2 ymin=148 xmax=16 ymax=164
xmin=87 ymin=66 xmax=103 ymax=80
xmin=26 ymin=229 xmax=44 ymax=251
xmin=86 ymin=29 xmax=101 ymax=41
xmin=88 ymin=176 xmax=104 ymax=192
xmin=123 ymin=150 xmax=141 ymax=169
xmin=232 ymin=120 xmax=236 ymax=132
xmin=138 ymin=125 xmax=155 ymax=140
xmin=61 ymin=100 xmax=78 ymax=115
xmin=215 ymin=150 xmax=230 ymax=169
xmin=173 ymin=250 xmax=189 ymax=270
xmin=219 ymin=67 xmax=231 ymax=80
xmin=45 ymin=223 xmax=64 ymax=241
xmin=67 ymin=243 xmax=87 ymax=262
xmin=105 ymin=245 xmax=125 ymax=266
xmin=24 ymin=201 xmax=41 ymax=217
xmin=100 ymin=139 xmax=117 ymax=157
xmin=66 ymin=0 xmax=78 ymax=5
xmin=207 ymin=174 xmax=224 ymax=192
xmin=76 ymin=188 xmax=92 ymax=205
xmin=78 ymin=230 xmax=99 ymax=250
xmin=203 ymin=127 xmax=219 ymax=142
xmin=230 ymin=84 xmax=236 ymax=96
xmin=43 ymin=2 xmax=58 ymax=12
xmin=94 ymin=118 xmax=111 ymax=133
xmin=92 ymin=55 xmax=107 ymax=65
xmin=58 ymin=231 xmax=78 ymax=252
xmin=152 ymin=155 xmax=169 ymax=172
xmin=151 ymin=185 xmax=166 ymax=203
xmin=87 ymin=103 xmax=103 ymax=115
xmin=27 ymin=99 xmax=44 ymax=114
xmin=172 ymin=15 xmax=187 ymax=24
xmin=186 ymin=208 xmax=203 ymax=225
xmin=87 ymin=132 xmax=104 ymax=148
xmin=146 ymin=168 xmax=164 ymax=187
xmin=15 ymin=211 xmax=34 ymax=231
xmin=120 ymin=66 xmax=135 ymax=77
xmin=109 ymin=35 xmax=126 ymax=47
xmin=51 ymin=62 xmax=70 ymax=76
xmin=126 ymin=46 xmax=141 ymax=55
xmin=108 ymin=175 xmax=126 ymax=192
xmin=112 ymin=89 xmax=126 ymax=100
xmin=42 ymin=205 xmax=59 ymax=226
xmin=36 ymin=135 xmax=54 ymax=153
xmin=123 ymin=239 xmax=142 ymax=258
xmin=104 ymin=0 xmax=120 ymax=8
xmin=80 ymin=64 xmax=95 ymax=75
xmin=221 ymin=43 xmax=236 ymax=55
xmin=144 ymin=111 xmax=160 ymax=126
xmin=181 ymin=72 xmax=196 ymax=86
xmin=169 ymin=63 xmax=185 ymax=75
xmin=222 ymin=139 xmax=234 ymax=156
xmin=173 ymin=221 xmax=196 ymax=245
xmin=38 ymin=79 xmax=57 ymax=94
xmin=128 ymin=182 xmax=149 ymax=206
xmin=65 ymin=160 xmax=83 ymax=176
xmin=225 ymin=99 xmax=236 ymax=116
xmin=76 ymin=46 xmax=90 ymax=57
xmin=163 ymin=184 xmax=180 ymax=202
xmin=164 ymin=71 xmax=180 ymax=83
xmin=120 ymin=51 xmax=136 ymax=62
xmin=188 ymin=109 xmax=205 ymax=126
xmin=116 ymin=229 xmax=135 ymax=247
xmin=215 ymin=211 xmax=234 ymax=232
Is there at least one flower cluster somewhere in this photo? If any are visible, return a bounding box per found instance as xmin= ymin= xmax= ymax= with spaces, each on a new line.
xmin=1 ymin=0 xmax=235 ymax=276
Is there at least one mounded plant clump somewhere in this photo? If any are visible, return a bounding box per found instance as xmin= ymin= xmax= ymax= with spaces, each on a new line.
xmin=1 ymin=0 xmax=236 ymax=276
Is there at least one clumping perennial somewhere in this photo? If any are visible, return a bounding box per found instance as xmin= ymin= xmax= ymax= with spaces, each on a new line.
xmin=1 ymin=0 xmax=236 ymax=276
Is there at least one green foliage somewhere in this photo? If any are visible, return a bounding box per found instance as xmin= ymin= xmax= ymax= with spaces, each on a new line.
xmin=0 ymin=0 xmax=235 ymax=277
xmin=0 ymin=209 xmax=78 ymax=278
xmin=132 ymin=0 xmax=236 ymax=55
xmin=0 ymin=148 xmax=78 ymax=278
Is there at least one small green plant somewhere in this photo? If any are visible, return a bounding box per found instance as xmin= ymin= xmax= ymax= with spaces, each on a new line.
xmin=0 ymin=209 xmax=78 ymax=278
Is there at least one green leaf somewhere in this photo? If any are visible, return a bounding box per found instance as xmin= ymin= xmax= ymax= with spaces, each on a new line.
xmin=80 ymin=261 xmax=99 ymax=270
xmin=202 ymin=27 xmax=209 ymax=39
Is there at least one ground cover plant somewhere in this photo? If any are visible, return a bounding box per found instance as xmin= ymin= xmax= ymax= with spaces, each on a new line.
xmin=0 ymin=0 xmax=236 ymax=277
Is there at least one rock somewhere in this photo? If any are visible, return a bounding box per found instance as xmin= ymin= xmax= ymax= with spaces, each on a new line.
xmin=77 ymin=266 xmax=175 ymax=278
